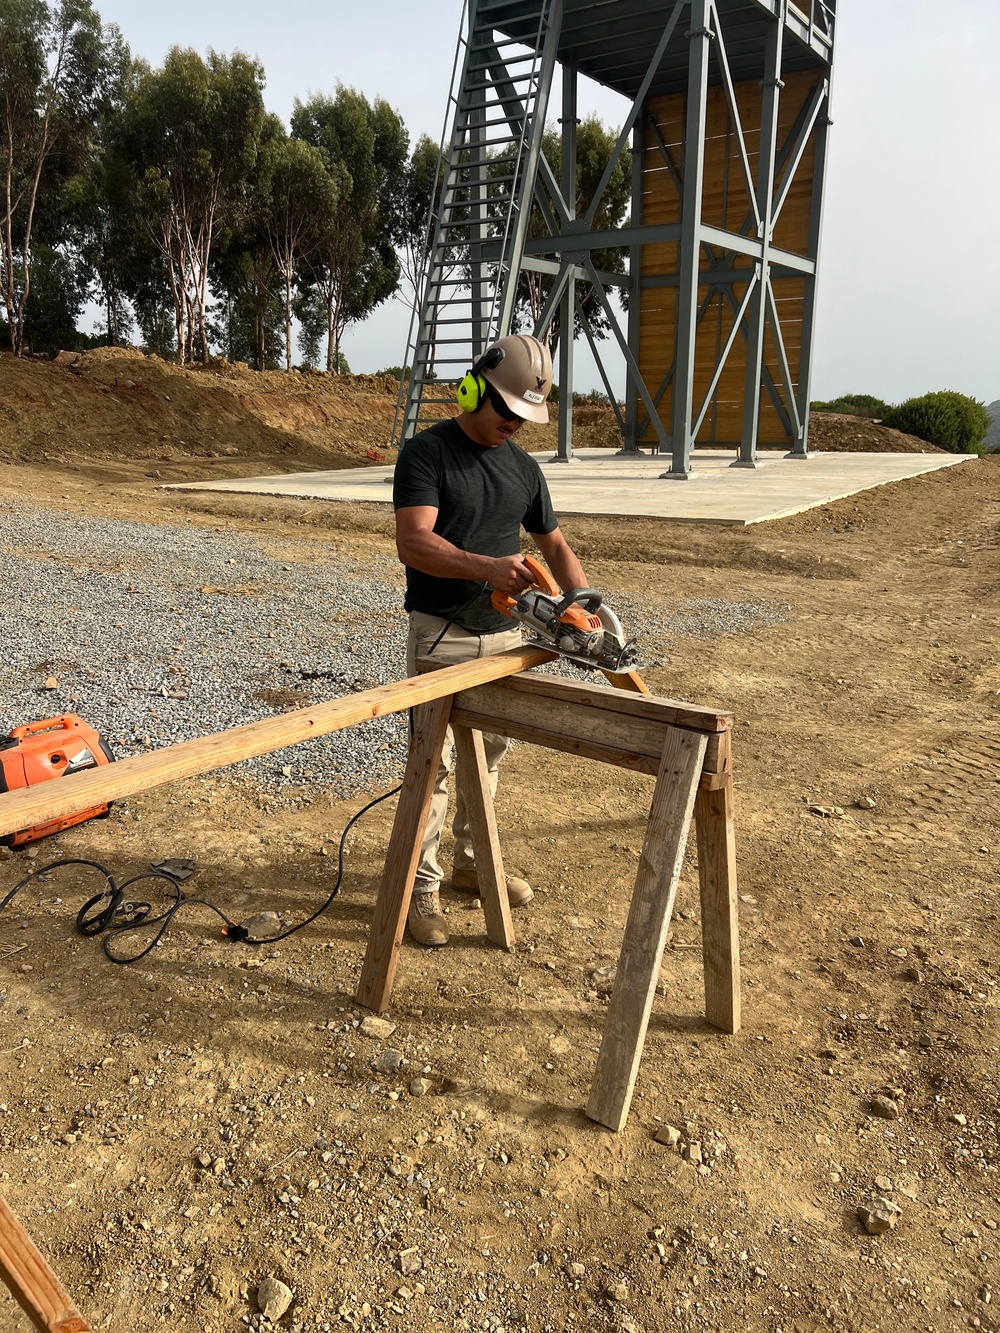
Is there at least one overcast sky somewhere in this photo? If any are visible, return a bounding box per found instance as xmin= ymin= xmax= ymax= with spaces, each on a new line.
xmin=92 ymin=0 xmax=999 ymax=406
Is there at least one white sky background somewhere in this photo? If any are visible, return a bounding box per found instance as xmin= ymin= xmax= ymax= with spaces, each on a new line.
xmin=91 ymin=0 xmax=1000 ymax=405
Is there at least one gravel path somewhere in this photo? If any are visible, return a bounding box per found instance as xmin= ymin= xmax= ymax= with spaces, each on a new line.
xmin=0 ymin=502 xmax=786 ymax=798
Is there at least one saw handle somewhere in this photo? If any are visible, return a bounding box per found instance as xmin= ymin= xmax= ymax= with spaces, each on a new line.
xmin=490 ymin=554 xmax=561 ymax=617
xmin=554 ymin=588 xmax=603 ymax=617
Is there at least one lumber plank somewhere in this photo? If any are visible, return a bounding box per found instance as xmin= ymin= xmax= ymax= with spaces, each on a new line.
xmin=0 ymin=1193 xmax=92 ymax=1333
xmin=694 ymin=772 xmax=742 ymax=1034
xmin=586 ymin=727 xmax=708 ymax=1132
xmin=457 ymin=671 xmax=732 ymax=733
xmin=452 ymin=726 xmax=515 ymax=950
xmin=0 ymin=646 xmax=553 ymax=840
xmin=355 ymin=696 xmax=454 ymax=1014
xmin=448 ymin=706 xmax=662 ymax=776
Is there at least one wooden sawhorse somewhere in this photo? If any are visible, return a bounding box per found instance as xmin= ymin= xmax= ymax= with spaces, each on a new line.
xmin=356 ymin=671 xmax=739 ymax=1132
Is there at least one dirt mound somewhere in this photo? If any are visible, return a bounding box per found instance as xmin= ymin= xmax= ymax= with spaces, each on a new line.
xmin=807 ymin=410 xmax=946 ymax=453
xmin=0 ymin=351 xmax=945 ymax=472
xmin=0 ymin=349 xmax=405 ymax=471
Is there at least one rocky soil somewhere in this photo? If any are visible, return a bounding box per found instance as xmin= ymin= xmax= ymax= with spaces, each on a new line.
xmin=0 ymin=351 xmax=996 ymax=1333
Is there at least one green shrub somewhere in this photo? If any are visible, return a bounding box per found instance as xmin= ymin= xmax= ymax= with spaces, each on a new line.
xmin=882 ymin=391 xmax=992 ymax=455
xmin=811 ymin=393 xmax=888 ymax=418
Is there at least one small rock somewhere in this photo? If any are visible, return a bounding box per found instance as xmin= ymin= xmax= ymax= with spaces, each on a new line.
xmin=376 ymin=1049 xmax=404 ymax=1074
xmin=397 ymin=1250 xmax=421 ymax=1277
xmin=856 ymin=795 xmax=877 ymax=809
xmin=567 ymin=1262 xmax=586 ymax=1279
xmin=869 ymin=1095 xmax=900 ymax=1120
xmin=360 ymin=1016 xmax=396 ymax=1040
xmin=194 ymin=1150 xmax=212 ymax=1169
xmin=257 ymin=1277 xmax=293 ymax=1322
xmin=608 ymin=1280 xmax=629 ymax=1302
xmin=903 ymin=967 xmax=924 ymax=982
xmin=858 ymin=1203 xmax=898 ymax=1235
xmin=654 ymin=1124 xmax=681 ymax=1147
xmin=409 ymin=1078 xmax=431 ymax=1098
xmin=242 ymin=912 xmax=282 ymax=942
xmin=952 ymin=1113 xmax=968 ymax=1126
xmin=684 ymin=1141 xmax=703 ymax=1166
xmin=43 ymin=676 xmax=59 ymax=690
xmin=588 ymin=965 xmax=617 ymax=996
xmin=849 ymin=935 xmax=867 ymax=948
xmin=889 ymin=947 xmax=908 ymax=958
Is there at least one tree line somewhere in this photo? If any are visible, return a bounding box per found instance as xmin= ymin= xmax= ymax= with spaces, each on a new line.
xmin=0 ymin=0 xmax=630 ymax=371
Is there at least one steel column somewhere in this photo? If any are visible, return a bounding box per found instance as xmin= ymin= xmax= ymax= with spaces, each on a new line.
xmin=737 ymin=3 xmax=783 ymax=465
xmin=791 ymin=77 xmax=831 ymax=456
xmin=556 ymin=67 xmax=578 ymax=461
xmin=663 ymin=0 xmax=712 ymax=479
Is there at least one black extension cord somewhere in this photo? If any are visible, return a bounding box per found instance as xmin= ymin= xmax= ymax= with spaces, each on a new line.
xmin=0 ymin=783 xmax=401 ymax=965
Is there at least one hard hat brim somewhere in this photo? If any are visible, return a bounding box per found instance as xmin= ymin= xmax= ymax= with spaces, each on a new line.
xmin=485 ymin=377 xmax=550 ymax=425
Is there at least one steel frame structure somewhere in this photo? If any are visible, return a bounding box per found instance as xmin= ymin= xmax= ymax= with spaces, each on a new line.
xmin=394 ymin=0 xmax=836 ymax=478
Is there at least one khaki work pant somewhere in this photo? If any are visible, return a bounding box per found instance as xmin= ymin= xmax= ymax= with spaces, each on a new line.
xmin=406 ymin=611 xmax=522 ymax=894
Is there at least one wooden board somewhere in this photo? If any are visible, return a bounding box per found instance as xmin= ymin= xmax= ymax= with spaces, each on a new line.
xmin=0 ymin=646 xmax=554 ymax=841
xmin=586 ymin=727 xmax=708 ymax=1131
xmin=0 ymin=1193 xmax=92 ymax=1333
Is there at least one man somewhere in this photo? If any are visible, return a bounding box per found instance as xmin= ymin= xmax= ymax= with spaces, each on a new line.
xmin=393 ymin=333 xmax=588 ymax=946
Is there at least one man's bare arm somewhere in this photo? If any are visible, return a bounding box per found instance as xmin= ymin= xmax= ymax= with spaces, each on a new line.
xmin=532 ymin=527 xmax=587 ymax=594
xmin=395 ymin=506 xmax=536 ymax=595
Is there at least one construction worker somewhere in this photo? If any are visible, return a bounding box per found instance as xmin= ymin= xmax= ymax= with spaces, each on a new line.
xmin=393 ymin=333 xmax=588 ymax=946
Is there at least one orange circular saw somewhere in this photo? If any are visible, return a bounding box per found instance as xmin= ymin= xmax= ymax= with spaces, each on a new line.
xmin=491 ymin=556 xmax=641 ymax=674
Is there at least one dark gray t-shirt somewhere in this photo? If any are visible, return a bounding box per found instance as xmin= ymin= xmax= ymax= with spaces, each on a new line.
xmin=393 ymin=417 xmax=557 ymax=632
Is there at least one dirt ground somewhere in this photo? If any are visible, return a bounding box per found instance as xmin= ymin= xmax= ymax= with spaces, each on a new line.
xmin=0 ymin=352 xmax=997 ymax=1333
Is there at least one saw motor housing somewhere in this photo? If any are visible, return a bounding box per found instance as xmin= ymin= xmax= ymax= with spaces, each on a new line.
xmin=492 ymin=557 xmax=639 ymax=672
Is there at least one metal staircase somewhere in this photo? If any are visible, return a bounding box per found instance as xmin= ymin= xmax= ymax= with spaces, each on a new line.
xmin=391 ymin=0 xmax=562 ymax=446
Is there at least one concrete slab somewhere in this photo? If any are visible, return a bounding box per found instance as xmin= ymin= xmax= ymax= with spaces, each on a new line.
xmin=165 ymin=447 xmax=970 ymax=525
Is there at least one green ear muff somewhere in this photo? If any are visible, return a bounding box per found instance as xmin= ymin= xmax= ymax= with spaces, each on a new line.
xmin=457 ymin=372 xmax=486 ymax=413
xmin=456 ymin=345 xmax=506 ymax=413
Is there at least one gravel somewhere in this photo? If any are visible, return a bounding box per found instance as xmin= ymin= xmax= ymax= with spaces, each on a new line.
xmin=0 ymin=502 xmax=786 ymax=798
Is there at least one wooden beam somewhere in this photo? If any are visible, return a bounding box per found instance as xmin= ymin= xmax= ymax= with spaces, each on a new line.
xmin=0 ymin=1193 xmax=92 ymax=1333
xmin=355 ymin=697 xmax=454 ymax=1013
xmin=449 ymin=673 xmax=732 ymax=776
xmin=452 ymin=726 xmax=515 ymax=950
xmin=0 ymin=647 xmax=553 ymax=840
xmin=586 ymin=727 xmax=708 ymax=1132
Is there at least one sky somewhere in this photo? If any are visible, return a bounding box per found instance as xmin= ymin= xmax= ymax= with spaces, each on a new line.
xmin=90 ymin=0 xmax=1000 ymax=406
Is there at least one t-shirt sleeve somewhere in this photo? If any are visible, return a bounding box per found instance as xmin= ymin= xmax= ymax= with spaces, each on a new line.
xmin=522 ymin=463 xmax=557 ymax=535
xmin=393 ymin=439 xmax=442 ymax=510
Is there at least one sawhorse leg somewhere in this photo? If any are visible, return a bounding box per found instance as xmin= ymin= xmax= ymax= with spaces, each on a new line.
xmin=452 ymin=725 xmax=515 ymax=950
xmin=695 ymin=763 xmax=741 ymax=1034
xmin=356 ymin=696 xmax=453 ymax=1014
xmin=586 ymin=727 xmax=708 ymax=1131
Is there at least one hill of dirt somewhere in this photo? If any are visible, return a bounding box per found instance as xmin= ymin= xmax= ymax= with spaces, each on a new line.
xmin=0 ymin=350 xmax=943 ymax=478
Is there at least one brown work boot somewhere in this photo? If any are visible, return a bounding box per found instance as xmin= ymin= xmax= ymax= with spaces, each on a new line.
xmin=407 ymin=889 xmax=449 ymax=947
xmin=451 ymin=865 xmax=534 ymax=907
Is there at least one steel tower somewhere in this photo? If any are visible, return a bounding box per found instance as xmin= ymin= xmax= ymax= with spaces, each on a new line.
xmin=394 ymin=0 xmax=836 ymax=478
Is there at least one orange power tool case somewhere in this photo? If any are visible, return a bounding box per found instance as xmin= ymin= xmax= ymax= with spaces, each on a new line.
xmin=0 ymin=714 xmax=115 ymax=848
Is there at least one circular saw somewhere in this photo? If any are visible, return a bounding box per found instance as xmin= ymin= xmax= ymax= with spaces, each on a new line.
xmin=491 ymin=556 xmax=641 ymax=674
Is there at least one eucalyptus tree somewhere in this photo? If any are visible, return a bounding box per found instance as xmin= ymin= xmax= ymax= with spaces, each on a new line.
xmin=116 ymin=46 xmax=268 ymax=363
xmin=0 ymin=0 xmax=124 ymax=354
xmin=291 ymin=86 xmax=407 ymax=372
xmin=266 ymin=135 xmax=344 ymax=372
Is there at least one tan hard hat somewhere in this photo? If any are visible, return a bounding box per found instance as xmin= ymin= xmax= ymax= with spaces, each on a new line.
xmin=482 ymin=335 xmax=553 ymax=424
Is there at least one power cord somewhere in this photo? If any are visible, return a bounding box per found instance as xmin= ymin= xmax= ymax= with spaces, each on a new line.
xmin=0 ymin=783 xmax=401 ymax=965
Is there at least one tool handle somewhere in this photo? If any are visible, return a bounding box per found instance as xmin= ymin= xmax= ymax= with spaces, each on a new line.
xmin=6 ymin=715 xmax=83 ymax=742
xmin=554 ymin=588 xmax=603 ymax=617
xmin=490 ymin=554 xmax=562 ymax=617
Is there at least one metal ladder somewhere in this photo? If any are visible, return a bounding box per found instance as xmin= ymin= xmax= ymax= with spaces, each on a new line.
xmin=391 ymin=0 xmax=562 ymax=446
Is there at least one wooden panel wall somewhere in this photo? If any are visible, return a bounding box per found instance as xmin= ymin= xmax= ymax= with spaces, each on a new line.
xmin=637 ymin=69 xmax=823 ymax=448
